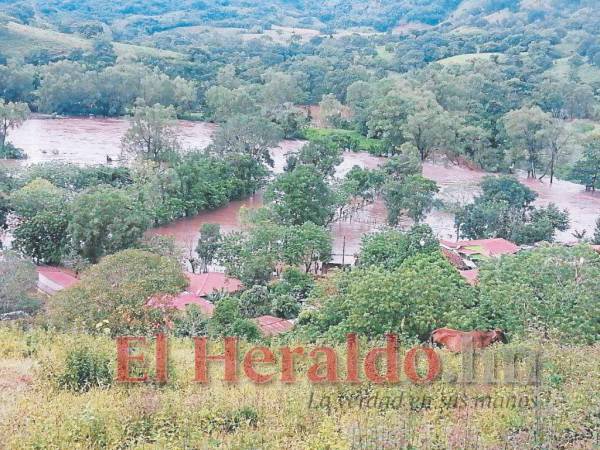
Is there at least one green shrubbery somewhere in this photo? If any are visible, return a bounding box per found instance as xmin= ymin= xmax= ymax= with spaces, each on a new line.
xmin=301 ymin=128 xmax=386 ymax=156
xmin=58 ymin=346 xmax=113 ymax=392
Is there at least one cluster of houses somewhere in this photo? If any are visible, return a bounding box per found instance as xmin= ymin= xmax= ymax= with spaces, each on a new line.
xmin=36 ymin=268 xmax=294 ymax=336
xmin=35 ymin=238 xmax=600 ymax=335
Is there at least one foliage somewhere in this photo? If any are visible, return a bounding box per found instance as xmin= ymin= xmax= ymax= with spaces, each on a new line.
xmin=383 ymin=174 xmax=439 ymax=225
xmin=196 ymin=223 xmax=221 ymax=273
xmin=238 ymin=285 xmax=272 ymax=318
xmin=282 ymin=222 xmax=332 ymax=273
xmin=456 ymin=176 xmax=569 ymax=245
xmin=299 ymin=251 xmax=477 ymax=342
xmin=57 ymin=345 xmax=113 ymax=392
xmin=121 ymin=104 xmax=181 ymax=163
xmin=0 ymin=250 xmax=39 ymax=314
xmin=265 ymin=165 xmax=338 ymax=226
xmin=284 ymin=141 xmax=343 ymax=178
xmin=477 ymin=245 xmax=600 ymax=344
xmin=10 ymin=178 xmax=66 ymax=219
xmin=569 ymin=133 xmax=600 ymax=191
xmin=49 ymin=249 xmax=187 ymax=335
xmin=12 ymin=211 xmax=70 ymax=265
xmin=301 ymin=128 xmax=385 ymax=156
xmin=68 ymin=186 xmax=150 ymax=262
xmin=359 ymin=225 xmax=439 ymax=270
xmin=593 ymin=217 xmax=600 ymax=245
xmin=208 ymin=296 xmax=260 ymax=341
xmin=173 ymin=305 xmax=209 ymax=338
xmin=0 ymin=98 xmax=30 ymax=156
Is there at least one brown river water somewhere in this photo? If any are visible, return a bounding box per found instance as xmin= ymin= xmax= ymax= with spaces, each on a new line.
xmin=6 ymin=117 xmax=600 ymax=260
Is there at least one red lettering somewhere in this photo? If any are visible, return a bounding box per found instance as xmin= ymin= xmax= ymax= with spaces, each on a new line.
xmin=364 ymin=334 xmax=399 ymax=384
xmin=404 ymin=347 xmax=441 ymax=384
xmin=346 ymin=333 xmax=360 ymax=383
xmin=307 ymin=347 xmax=339 ymax=383
xmin=243 ymin=346 xmax=275 ymax=383
xmin=116 ymin=336 xmax=147 ymax=382
xmin=280 ymin=346 xmax=304 ymax=383
xmin=194 ymin=337 xmax=238 ymax=383
xmin=155 ymin=333 xmax=168 ymax=383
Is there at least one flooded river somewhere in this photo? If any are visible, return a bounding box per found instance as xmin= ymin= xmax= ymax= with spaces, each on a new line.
xmin=6 ymin=117 xmax=600 ymax=258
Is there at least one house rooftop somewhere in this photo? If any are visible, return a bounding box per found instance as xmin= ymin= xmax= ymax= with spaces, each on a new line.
xmin=37 ymin=266 xmax=79 ymax=295
xmin=148 ymin=292 xmax=215 ymax=317
xmin=440 ymin=238 xmax=519 ymax=258
xmin=254 ymin=315 xmax=294 ymax=337
xmin=185 ymin=272 xmax=243 ymax=297
xmin=459 ymin=269 xmax=479 ymax=286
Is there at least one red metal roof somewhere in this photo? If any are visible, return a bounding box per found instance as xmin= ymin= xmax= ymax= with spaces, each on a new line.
xmin=441 ymin=247 xmax=469 ymax=270
xmin=459 ymin=269 xmax=479 ymax=286
xmin=440 ymin=238 xmax=519 ymax=257
xmin=148 ymin=292 xmax=215 ymax=317
xmin=37 ymin=266 xmax=79 ymax=295
xmin=185 ymin=272 xmax=243 ymax=297
xmin=254 ymin=315 xmax=294 ymax=336
xmin=591 ymin=245 xmax=600 ymax=254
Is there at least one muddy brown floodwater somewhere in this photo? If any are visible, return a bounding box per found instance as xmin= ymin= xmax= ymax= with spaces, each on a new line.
xmin=5 ymin=117 xmax=600 ymax=260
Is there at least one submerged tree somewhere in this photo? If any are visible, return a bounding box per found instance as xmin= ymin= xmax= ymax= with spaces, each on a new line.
xmin=0 ymin=99 xmax=30 ymax=158
xmin=196 ymin=223 xmax=221 ymax=273
xmin=121 ymin=103 xmax=181 ymax=163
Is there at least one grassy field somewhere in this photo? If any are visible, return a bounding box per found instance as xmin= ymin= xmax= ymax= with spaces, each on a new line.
xmin=0 ymin=326 xmax=598 ymax=449
xmin=0 ymin=22 xmax=183 ymax=61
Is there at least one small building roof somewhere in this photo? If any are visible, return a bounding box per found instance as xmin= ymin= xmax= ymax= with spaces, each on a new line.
xmin=37 ymin=266 xmax=79 ymax=295
xmin=440 ymin=238 xmax=519 ymax=258
xmin=148 ymin=292 xmax=215 ymax=317
xmin=254 ymin=315 xmax=294 ymax=337
xmin=459 ymin=269 xmax=479 ymax=286
xmin=440 ymin=247 xmax=470 ymax=270
xmin=185 ymin=272 xmax=243 ymax=297
xmin=591 ymin=245 xmax=600 ymax=254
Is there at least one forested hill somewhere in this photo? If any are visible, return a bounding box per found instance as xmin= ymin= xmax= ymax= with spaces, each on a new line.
xmin=2 ymin=0 xmax=598 ymax=40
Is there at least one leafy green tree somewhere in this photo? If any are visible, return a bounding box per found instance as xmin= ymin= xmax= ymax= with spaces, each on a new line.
xmin=173 ymin=305 xmax=210 ymax=338
xmin=238 ymin=285 xmax=272 ymax=318
xmin=0 ymin=98 xmax=30 ymax=157
xmin=502 ymin=106 xmax=552 ymax=178
xmin=210 ymin=114 xmax=283 ymax=167
xmin=121 ymin=104 xmax=181 ymax=163
xmin=455 ymin=176 xmax=569 ymax=245
xmin=68 ymin=186 xmax=150 ymax=262
xmin=284 ymin=141 xmax=343 ymax=178
xmin=318 ymin=93 xmax=345 ymax=127
xmin=49 ymin=249 xmax=187 ymax=335
xmin=0 ymin=251 xmax=39 ymax=314
xmin=208 ymin=296 xmax=260 ymax=341
xmin=265 ymin=165 xmax=338 ymax=226
xmin=282 ymin=222 xmax=332 ymax=273
xmin=359 ymin=225 xmax=439 ymax=270
xmin=383 ymin=174 xmax=439 ymax=225
xmin=196 ymin=223 xmax=221 ymax=273
xmin=299 ymin=251 xmax=476 ymax=342
xmin=13 ymin=211 xmax=70 ymax=265
xmin=569 ymin=133 xmax=600 ymax=192
xmin=205 ymin=86 xmax=254 ymax=121
xmin=593 ymin=217 xmax=600 ymax=245
xmin=403 ymin=101 xmax=453 ymax=161
xmin=10 ymin=179 xmax=66 ymax=219
xmin=271 ymin=294 xmax=300 ymax=319
xmin=477 ymin=245 xmax=600 ymax=344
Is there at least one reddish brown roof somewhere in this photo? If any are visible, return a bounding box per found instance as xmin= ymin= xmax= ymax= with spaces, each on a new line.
xmin=591 ymin=245 xmax=600 ymax=254
xmin=186 ymin=272 xmax=243 ymax=297
xmin=459 ymin=269 xmax=479 ymax=286
xmin=440 ymin=238 xmax=519 ymax=257
xmin=441 ymin=247 xmax=470 ymax=270
xmin=254 ymin=315 xmax=294 ymax=337
xmin=37 ymin=266 xmax=79 ymax=295
xmin=148 ymin=292 xmax=215 ymax=317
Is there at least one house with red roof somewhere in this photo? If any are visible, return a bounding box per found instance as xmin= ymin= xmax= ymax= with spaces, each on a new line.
xmin=37 ymin=266 xmax=79 ymax=295
xmin=440 ymin=238 xmax=520 ymax=258
xmin=254 ymin=315 xmax=294 ymax=337
xmin=440 ymin=238 xmax=520 ymax=286
xmin=185 ymin=272 xmax=243 ymax=297
xmin=147 ymin=292 xmax=216 ymax=317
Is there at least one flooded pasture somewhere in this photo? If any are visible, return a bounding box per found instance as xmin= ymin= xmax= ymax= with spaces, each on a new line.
xmin=5 ymin=117 xmax=600 ymax=259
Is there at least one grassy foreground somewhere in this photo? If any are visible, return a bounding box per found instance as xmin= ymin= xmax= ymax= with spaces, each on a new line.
xmin=0 ymin=326 xmax=598 ymax=449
